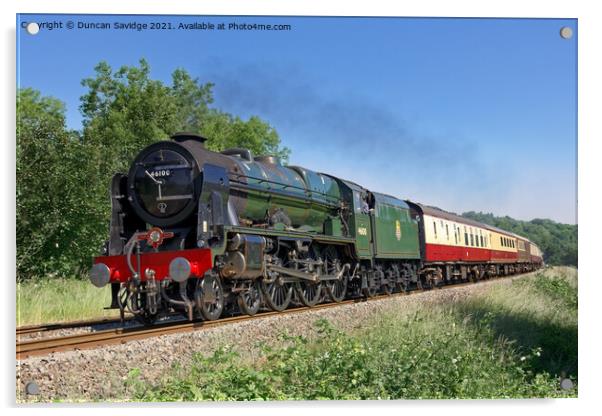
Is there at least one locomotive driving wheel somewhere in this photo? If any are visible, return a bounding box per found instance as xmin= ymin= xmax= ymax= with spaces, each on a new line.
xmin=261 ymin=273 xmax=293 ymax=312
xmin=237 ymin=280 xmax=262 ymax=316
xmin=195 ymin=273 xmax=225 ymax=321
xmin=294 ymin=246 xmax=323 ymax=307
xmin=323 ymin=246 xmax=347 ymax=303
xmin=296 ymin=279 xmax=323 ymax=307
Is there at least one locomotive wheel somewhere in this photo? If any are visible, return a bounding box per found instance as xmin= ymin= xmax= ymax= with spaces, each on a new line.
xmin=322 ymin=246 xmax=347 ymax=302
xmin=137 ymin=310 xmax=159 ymax=325
xmin=381 ymin=269 xmax=396 ymax=295
xmin=363 ymin=286 xmax=377 ymax=298
xmin=363 ymin=276 xmax=378 ymax=298
xmin=397 ymin=280 xmax=410 ymax=293
xmin=418 ymin=274 xmax=433 ymax=290
xmin=291 ymin=245 xmax=322 ymax=307
xmin=237 ymin=280 xmax=262 ymax=316
xmin=261 ymin=277 xmax=293 ymax=312
xmin=326 ymin=277 xmax=347 ymax=303
xmin=295 ymin=280 xmax=323 ymax=307
xmin=195 ymin=274 xmax=225 ymax=321
xmin=382 ymin=281 xmax=394 ymax=295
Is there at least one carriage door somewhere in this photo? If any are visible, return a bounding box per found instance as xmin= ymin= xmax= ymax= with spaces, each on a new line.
xmin=353 ymin=190 xmax=373 ymax=258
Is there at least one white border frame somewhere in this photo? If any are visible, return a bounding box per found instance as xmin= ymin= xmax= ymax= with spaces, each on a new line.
xmin=3 ymin=1 xmax=599 ymax=414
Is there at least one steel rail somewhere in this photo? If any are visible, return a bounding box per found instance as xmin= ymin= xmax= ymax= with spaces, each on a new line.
xmin=16 ymin=271 xmax=537 ymax=360
xmin=16 ymin=317 xmax=129 ymax=336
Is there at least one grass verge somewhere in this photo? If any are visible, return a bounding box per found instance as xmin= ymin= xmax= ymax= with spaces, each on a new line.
xmin=126 ymin=267 xmax=577 ymax=400
xmin=16 ymin=278 xmax=118 ymax=326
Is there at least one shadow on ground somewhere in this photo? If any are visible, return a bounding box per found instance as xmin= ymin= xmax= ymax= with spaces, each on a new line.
xmin=455 ymin=302 xmax=577 ymax=378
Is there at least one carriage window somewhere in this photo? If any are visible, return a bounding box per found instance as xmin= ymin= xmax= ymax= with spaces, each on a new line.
xmin=470 ymin=233 xmax=474 ymax=246
xmin=446 ymin=224 xmax=449 ymax=240
xmin=480 ymin=235 xmax=484 ymax=246
xmin=475 ymin=234 xmax=480 ymax=247
xmin=433 ymin=222 xmax=437 ymax=239
xmin=464 ymin=228 xmax=468 ymax=245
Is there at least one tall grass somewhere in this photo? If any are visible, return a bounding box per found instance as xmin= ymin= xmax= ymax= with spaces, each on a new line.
xmin=127 ymin=267 xmax=577 ymax=401
xmin=16 ymin=279 xmax=118 ymax=326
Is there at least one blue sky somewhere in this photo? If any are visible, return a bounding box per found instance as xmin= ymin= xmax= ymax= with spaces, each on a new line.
xmin=16 ymin=14 xmax=577 ymax=224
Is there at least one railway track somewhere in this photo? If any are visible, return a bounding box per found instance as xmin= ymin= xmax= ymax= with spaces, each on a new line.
xmin=16 ymin=317 xmax=128 ymax=336
xmin=16 ymin=272 xmax=535 ymax=360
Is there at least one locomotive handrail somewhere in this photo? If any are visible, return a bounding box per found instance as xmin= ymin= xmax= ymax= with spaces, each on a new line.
xmin=228 ymin=181 xmax=340 ymax=211
xmin=229 ymin=173 xmax=309 ymax=193
xmin=228 ymin=173 xmax=341 ymax=203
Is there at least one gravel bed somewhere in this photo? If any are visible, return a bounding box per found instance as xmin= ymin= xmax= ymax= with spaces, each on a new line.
xmin=17 ymin=315 xmax=187 ymax=342
xmin=16 ymin=273 xmax=534 ymax=403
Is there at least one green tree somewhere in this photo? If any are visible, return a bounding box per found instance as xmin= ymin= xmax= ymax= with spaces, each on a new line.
xmin=17 ymin=88 xmax=103 ymax=280
xmin=80 ymin=59 xmax=289 ymax=171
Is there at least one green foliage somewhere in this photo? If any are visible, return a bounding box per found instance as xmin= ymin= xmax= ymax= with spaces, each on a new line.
xmin=80 ymin=59 xmax=289 ymax=172
xmin=130 ymin=269 xmax=577 ymax=401
xmin=527 ymin=271 xmax=578 ymax=310
xmin=462 ymin=211 xmax=577 ymax=266
xmin=17 ymin=88 xmax=104 ymax=279
xmin=16 ymin=59 xmax=289 ymax=280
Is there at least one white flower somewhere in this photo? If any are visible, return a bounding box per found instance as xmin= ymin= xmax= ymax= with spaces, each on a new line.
xmin=520 ymin=356 xmax=526 ymax=361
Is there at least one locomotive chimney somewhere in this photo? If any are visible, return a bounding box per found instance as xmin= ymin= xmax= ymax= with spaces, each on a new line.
xmin=170 ymin=132 xmax=208 ymax=147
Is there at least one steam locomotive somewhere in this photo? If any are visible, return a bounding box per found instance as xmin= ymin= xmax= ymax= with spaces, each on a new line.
xmin=89 ymin=132 xmax=543 ymax=322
